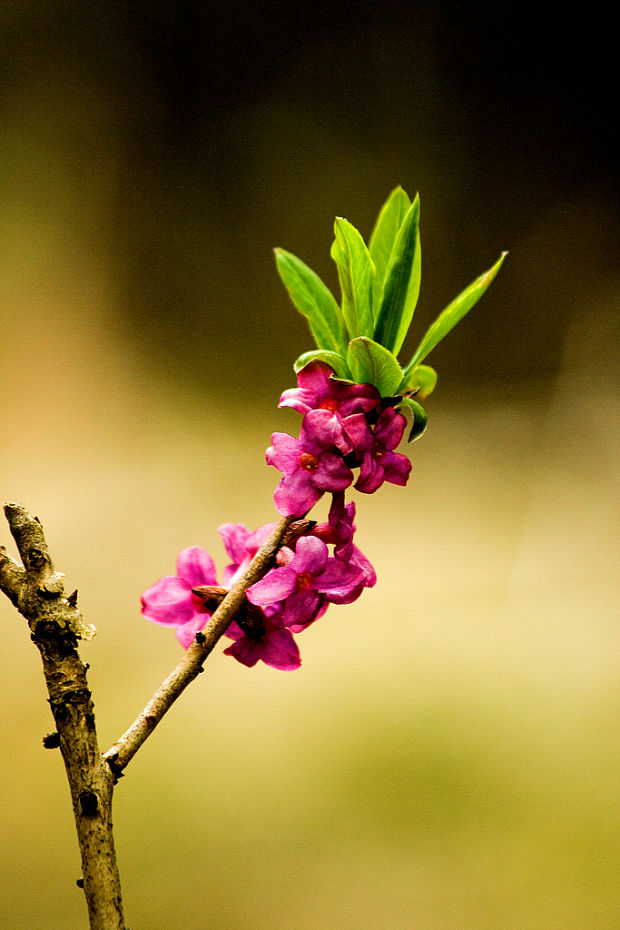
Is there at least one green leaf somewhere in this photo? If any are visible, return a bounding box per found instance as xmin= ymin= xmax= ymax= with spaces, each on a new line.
xmin=369 ymin=186 xmax=412 ymax=310
xmin=293 ymin=349 xmax=352 ymax=380
xmin=274 ymin=248 xmax=347 ymax=354
xmin=400 ymin=363 xmax=437 ymax=399
xmin=402 ymin=252 xmax=508 ymax=381
xmin=399 ymin=397 xmax=428 ymax=442
xmin=346 ymin=336 xmax=404 ymax=396
xmin=330 ymin=218 xmax=375 ymax=340
xmin=373 ymin=195 xmax=421 ymax=355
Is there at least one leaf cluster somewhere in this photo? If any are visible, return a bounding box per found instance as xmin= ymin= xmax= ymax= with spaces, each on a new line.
xmin=274 ymin=187 xmax=506 ymax=439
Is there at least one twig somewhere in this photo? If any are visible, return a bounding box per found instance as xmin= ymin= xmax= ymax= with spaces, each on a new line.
xmin=103 ymin=514 xmax=297 ymax=777
xmin=0 ymin=503 xmax=125 ymax=930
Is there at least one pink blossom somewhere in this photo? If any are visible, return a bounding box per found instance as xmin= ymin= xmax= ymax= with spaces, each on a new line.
xmin=247 ymin=535 xmax=365 ymax=633
xmin=223 ymin=608 xmax=301 ymax=670
xmin=313 ymin=493 xmax=377 ymax=588
xmin=344 ymin=406 xmax=412 ymax=493
xmin=279 ymin=361 xmax=381 ymax=417
xmin=267 ymin=408 xmax=355 ymax=517
xmin=141 ymin=547 xmax=216 ymax=648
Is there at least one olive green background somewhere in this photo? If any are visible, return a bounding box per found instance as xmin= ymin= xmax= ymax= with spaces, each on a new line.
xmin=1 ymin=3 xmax=618 ymax=928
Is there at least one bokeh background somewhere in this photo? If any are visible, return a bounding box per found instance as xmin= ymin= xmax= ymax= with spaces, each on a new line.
xmin=1 ymin=3 xmax=618 ymax=928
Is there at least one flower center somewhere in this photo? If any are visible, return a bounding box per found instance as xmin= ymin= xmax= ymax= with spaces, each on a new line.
xmin=295 ymin=571 xmax=313 ymax=592
xmin=299 ymin=452 xmax=319 ymax=471
xmin=318 ymin=399 xmax=339 ymax=412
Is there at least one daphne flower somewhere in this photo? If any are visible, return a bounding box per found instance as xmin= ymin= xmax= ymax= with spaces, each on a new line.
xmin=247 ymin=535 xmax=364 ymax=632
xmin=141 ymin=547 xmax=216 ymax=648
xmin=267 ymin=408 xmax=354 ymax=517
xmin=344 ymin=406 xmax=412 ymax=493
xmin=313 ymin=493 xmax=376 ymax=588
xmin=279 ymin=361 xmax=381 ymax=417
xmin=223 ymin=607 xmax=301 ymax=670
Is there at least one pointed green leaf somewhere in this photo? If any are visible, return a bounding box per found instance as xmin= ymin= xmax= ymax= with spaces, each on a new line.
xmin=373 ymin=195 xmax=421 ymax=355
xmin=346 ymin=336 xmax=404 ymax=396
xmin=330 ymin=218 xmax=375 ymax=340
xmin=402 ymin=252 xmax=508 ymax=381
xmin=293 ymin=349 xmax=352 ymax=380
xmin=400 ymin=363 xmax=437 ymax=399
xmin=274 ymin=248 xmax=347 ymax=353
xmin=369 ymin=186 xmax=412 ymax=309
xmin=399 ymin=397 xmax=428 ymax=442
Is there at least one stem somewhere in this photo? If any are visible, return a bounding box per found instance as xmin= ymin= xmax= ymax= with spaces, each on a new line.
xmin=0 ymin=504 xmax=125 ymax=930
xmin=104 ymin=513 xmax=297 ymax=776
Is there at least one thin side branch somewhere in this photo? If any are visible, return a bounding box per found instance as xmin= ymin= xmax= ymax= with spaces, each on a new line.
xmin=103 ymin=514 xmax=298 ymax=777
xmin=0 ymin=503 xmax=125 ymax=930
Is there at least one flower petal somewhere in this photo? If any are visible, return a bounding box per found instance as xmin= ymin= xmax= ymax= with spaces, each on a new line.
xmin=374 ymin=406 xmax=406 ymax=450
xmin=176 ymin=547 xmax=218 ymax=588
xmin=141 ymin=576 xmax=195 ymax=626
xmin=266 ymin=433 xmax=302 ymax=474
xmin=380 ymin=450 xmax=412 ymax=486
xmin=312 ymin=454 xmax=354 ymax=492
xmin=217 ymin=523 xmax=251 ymax=564
xmin=175 ymin=612 xmax=210 ymax=649
xmin=247 ymin=566 xmax=297 ymax=606
xmin=290 ymin=535 xmax=328 ymax=575
xmin=282 ymin=589 xmax=321 ymax=628
xmin=273 ymin=472 xmax=323 ymax=517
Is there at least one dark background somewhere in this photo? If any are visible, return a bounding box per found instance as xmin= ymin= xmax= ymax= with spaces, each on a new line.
xmin=2 ymin=0 xmax=616 ymax=394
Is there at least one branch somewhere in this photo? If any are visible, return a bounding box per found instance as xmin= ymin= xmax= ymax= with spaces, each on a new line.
xmin=103 ymin=513 xmax=298 ymax=777
xmin=0 ymin=503 xmax=125 ymax=930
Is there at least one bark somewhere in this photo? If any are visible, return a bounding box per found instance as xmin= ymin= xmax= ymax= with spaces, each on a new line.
xmin=0 ymin=503 xmax=125 ymax=930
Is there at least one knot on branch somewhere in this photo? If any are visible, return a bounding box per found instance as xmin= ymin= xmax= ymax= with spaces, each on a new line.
xmin=0 ymin=504 xmax=96 ymax=641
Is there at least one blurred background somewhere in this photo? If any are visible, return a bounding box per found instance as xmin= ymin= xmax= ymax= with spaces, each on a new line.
xmin=1 ymin=2 xmax=618 ymax=928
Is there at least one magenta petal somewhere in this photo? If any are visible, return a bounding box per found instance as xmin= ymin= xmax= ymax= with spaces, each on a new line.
xmin=273 ymin=472 xmax=322 ymax=517
xmin=380 ymin=449 xmax=412 ymax=486
xmin=223 ymin=619 xmax=245 ymax=641
xmin=312 ymin=454 xmax=354 ymax=492
xmin=175 ymin=613 xmax=210 ymax=649
xmin=247 ymin=565 xmax=297 ymax=605
xmin=291 ymin=535 xmax=328 ymax=575
xmin=342 ymin=412 xmax=374 ymax=455
xmin=218 ymin=524 xmax=251 ymax=564
xmin=375 ymin=407 xmax=407 ymax=450
xmin=267 ymin=433 xmax=302 ymax=474
xmin=302 ymin=408 xmax=351 ymax=454
xmin=282 ymin=589 xmax=321 ymax=627
xmin=141 ymin=576 xmax=195 ymax=625
xmin=297 ymin=361 xmax=333 ymax=394
xmin=355 ymin=454 xmax=384 ymax=494
xmin=176 ymin=547 xmax=217 ymax=588
xmin=339 ymin=543 xmax=377 ymax=587
xmin=223 ymin=628 xmax=301 ymax=670
xmin=336 ymin=382 xmax=381 ymax=416
xmin=314 ymin=559 xmax=365 ymax=603
xmin=278 ymin=386 xmax=314 ymax=414
xmin=223 ymin=637 xmax=261 ymax=667
xmin=257 ymin=628 xmax=302 ymax=670
xmin=246 ymin=522 xmax=278 ymax=551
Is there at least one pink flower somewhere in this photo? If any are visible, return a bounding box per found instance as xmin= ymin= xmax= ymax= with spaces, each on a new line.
xmin=247 ymin=535 xmax=365 ymax=633
xmin=279 ymin=361 xmax=381 ymax=417
xmin=313 ymin=493 xmax=376 ymax=588
xmin=141 ymin=547 xmax=216 ymax=648
xmin=218 ymin=521 xmax=277 ymax=586
xmin=223 ymin=608 xmax=301 ymax=670
xmin=267 ymin=408 xmax=355 ymax=517
xmin=344 ymin=406 xmax=412 ymax=493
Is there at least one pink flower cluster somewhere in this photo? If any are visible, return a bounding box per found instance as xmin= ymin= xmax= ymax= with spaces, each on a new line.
xmin=141 ymin=363 xmax=411 ymax=670
xmin=270 ymin=362 xmax=412 ymax=516
xmin=141 ymin=494 xmax=374 ymax=670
